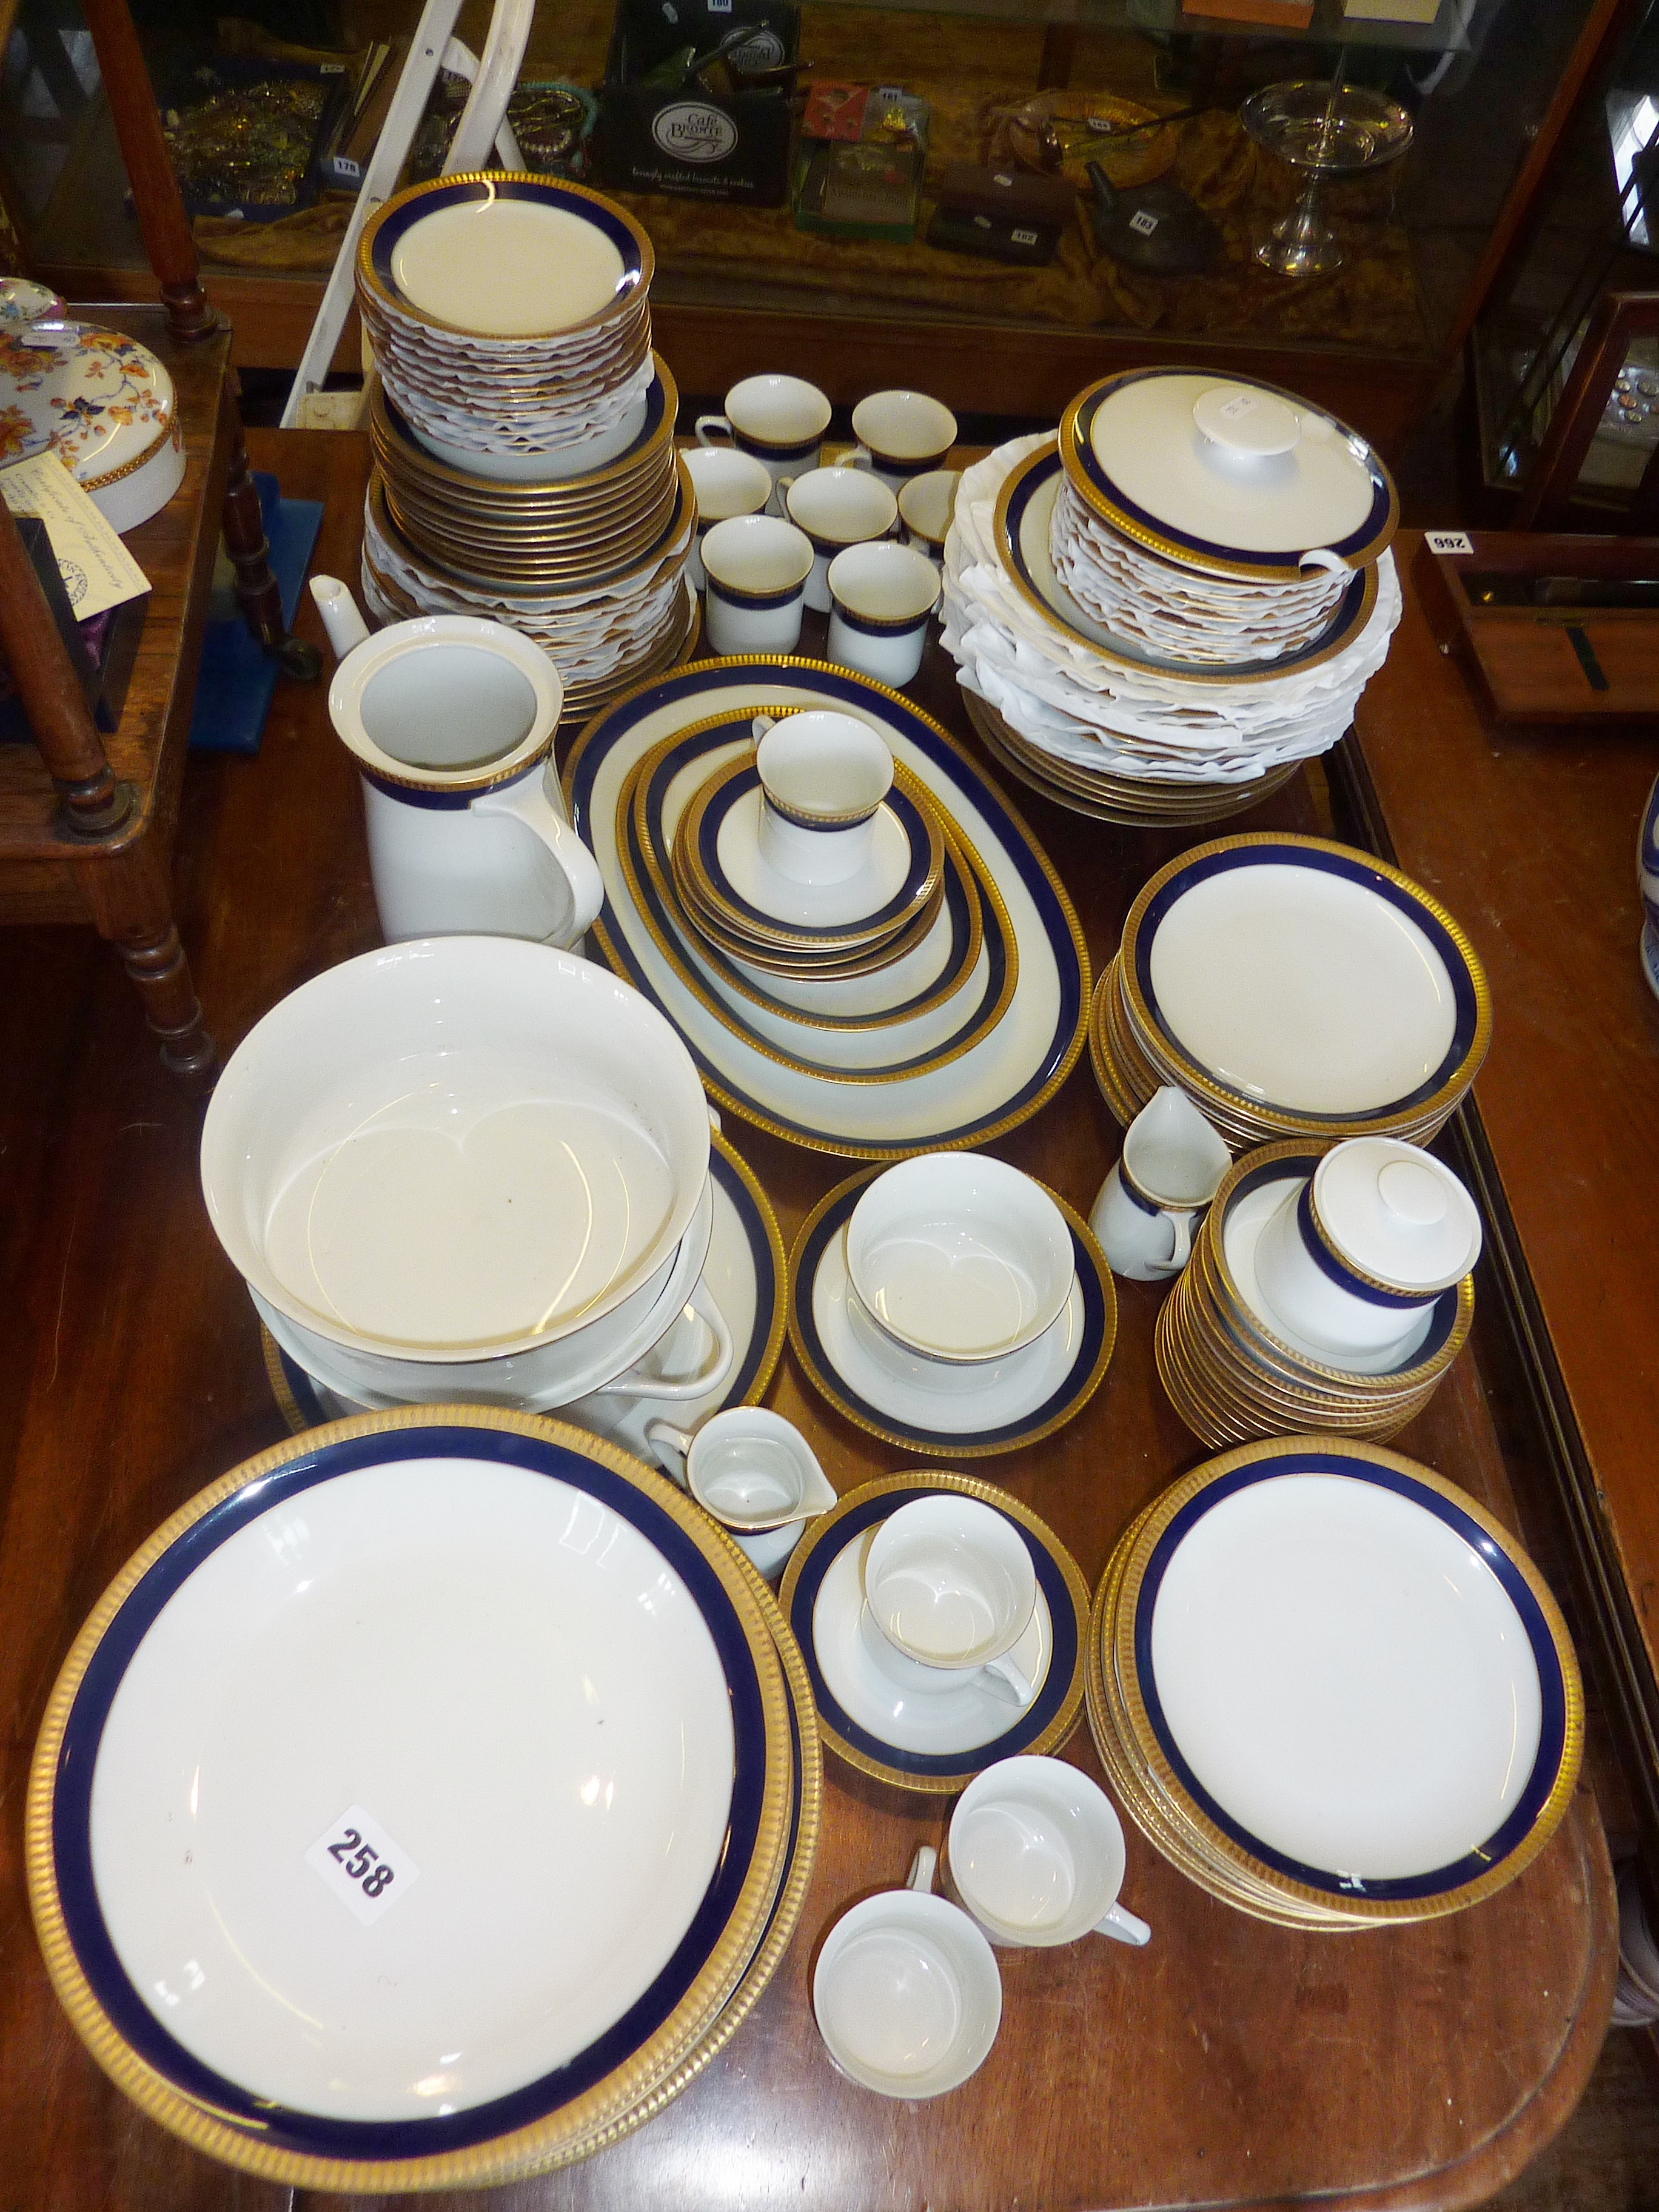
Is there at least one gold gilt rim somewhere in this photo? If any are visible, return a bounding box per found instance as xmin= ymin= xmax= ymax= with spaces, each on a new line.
xmin=779 ymin=1467 xmax=1091 ymax=1793
xmin=784 ymin=1167 xmax=1117 ymax=1459
xmin=25 ymin=1406 xmax=794 ymax=2191
xmin=676 ymin=753 xmax=947 ymax=956
xmin=994 ymin=437 xmax=1382 ymax=686
xmin=358 ymin=172 xmax=655 ymax=344
xmin=622 ymin=730 xmax=1017 ymax=1087
xmin=1118 ymin=830 xmax=1494 ymax=1138
xmin=1107 ymin=1435 xmax=1584 ymax=1924
xmin=259 ymin=1128 xmax=787 ymax=1439
xmin=1056 ymin=372 xmax=1401 ymax=583
xmin=564 ymin=657 xmax=1090 ymax=1162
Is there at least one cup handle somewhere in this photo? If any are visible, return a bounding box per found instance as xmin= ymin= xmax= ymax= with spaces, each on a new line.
xmin=471 ymin=774 xmax=606 ymax=948
xmin=598 ymin=1279 xmax=734 ymax=1402
xmin=643 ymin=1418 xmax=695 ymax=1484
xmin=979 ymin=1651 xmax=1037 ymax=1708
xmin=1299 ymin=546 xmax=1349 ymax=575
xmin=1167 ymin=1210 xmax=1193 ymax=1271
xmin=776 ymin=474 xmax=797 ymax=499
xmin=695 ymin=414 xmax=734 ymax=447
xmin=907 ymin=1844 xmax=939 ymax=1894
xmin=845 ymin=446 xmax=874 ymax=471
xmin=1093 ymin=1901 xmax=1151 ymax=1947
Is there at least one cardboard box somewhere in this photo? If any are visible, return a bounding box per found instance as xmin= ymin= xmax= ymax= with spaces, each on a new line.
xmin=598 ymin=0 xmax=798 ymax=207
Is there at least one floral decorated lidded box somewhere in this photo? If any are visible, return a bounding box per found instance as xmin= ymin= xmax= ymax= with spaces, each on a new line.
xmin=0 ymin=304 xmax=184 ymax=534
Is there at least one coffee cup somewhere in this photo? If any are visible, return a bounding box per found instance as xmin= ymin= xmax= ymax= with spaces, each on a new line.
xmin=779 ymin=464 xmax=899 ymax=612
xmin=696 ymin=375 xmax=832 ymax=503
xmin=813 ymin=1845 xmax=1002 ymax=2099
xmin=943 ymin=1756 xmax=1151 ymax=1950
xmin=826 ymin=540 xmax=942 ymax=688
xmin=859 ymin=1494 xmax=1038 ymax=1706
xmin=700 ymin=515 xmax=813 ymax=655
xmin=683 ymin=446 xmax=774 ymax=591
xmin=645 ymin=1406 xmax=836 ymax=1577
xmin=1090 ymin=1086 xmax=1232 ymax=1282
xmin=754 ymin=711 xmax=894 ymax=885
xmin=850 ymin=389 xmax=958 ymax=490
xmin=897 ymin=468 xmax=960 ymax=563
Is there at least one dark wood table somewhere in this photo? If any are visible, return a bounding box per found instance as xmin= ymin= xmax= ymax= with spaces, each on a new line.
xmin=1343 ymin=531 xmax=1659 ymax=1891
xmin=0 ymin=449 xmax=1616 ymax=2212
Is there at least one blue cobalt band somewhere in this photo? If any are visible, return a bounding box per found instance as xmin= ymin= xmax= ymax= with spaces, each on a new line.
xmin=1296 ymin=1183 xmax=1433 ymax=1310
xmin=51 ymin=1424 xmax=771 ymax=2160
xmin=360 ymin=751 xmax=547 ymax=809
xmin=696 ymin=766 xmax=933 ymax=941
xmin=734 ymin=431 xmax=821 ymax=463
xmin=706 ymin=575 xmax=803 ymax=613
xmin=831 ymin=602 xmax=928 ymax=638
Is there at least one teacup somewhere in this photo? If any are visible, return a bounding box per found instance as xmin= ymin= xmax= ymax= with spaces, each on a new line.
xmin=754 ymin=711 xmax=894 ymax=885
xmin=943 ymin=1757 xmax=1151 ymax=1951
xmin=851 ymin=389 xmax=959 ymax=489
xmin=312 ymin=580 xmax=603 ymax=949
xmin=696 ymin=374 xmax=832 ymax=501
xmin=1253 ymin=1138 xmax=1483 ymax=1366
xmin=860 ymin=1495 xmax=1038 ymax=1706
xmin=897 ymin=468 xmax=960 ymax=562
xmin=1090 ymin=1086 xmax=1232 ymax=1282
xmin=683 ymin=446 xmax=774 ymax=592
xmin=813 ymin=1845 xmax=1002 ymax=2099
xmin=826 ymin=540 xmax=942 ymax=688
xmin=779 ymin=464 xmax=899 ymax=612
xmin=845 ymin=1152 xmax=1073 ymax=1365
xmin=645 ymin=1406 xmax=837 ymax=1577
xmin=700 ymin=515 xmax=813 ymax=655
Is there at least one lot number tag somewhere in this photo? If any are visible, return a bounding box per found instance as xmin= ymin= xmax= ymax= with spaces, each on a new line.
xmin=306 ymin=1805 xmax=420 ymax=1926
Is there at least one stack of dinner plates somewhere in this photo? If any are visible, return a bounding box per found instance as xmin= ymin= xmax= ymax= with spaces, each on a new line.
xmin=1154 ymin=1141 xmax=1475 ymax=1448
xmin=26 ymin=1409 xmax=820 ymax=2190
xmin=940 ymin=370 xmax=1406 ymax=828
xmin=1086 ymin=1437 xmax=1583 ymax=1929
xmin=1089 ymin=833 xmax=1492 ymax=1151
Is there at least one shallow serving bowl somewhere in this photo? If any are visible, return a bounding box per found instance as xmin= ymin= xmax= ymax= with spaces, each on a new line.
xmin=200 ymin=939 xmax=711 ymax=1367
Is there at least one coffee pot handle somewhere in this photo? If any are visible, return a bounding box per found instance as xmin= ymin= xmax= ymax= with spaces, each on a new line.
xmin=1093 ymin=1901 xmax=1152 ymax=1946
xmin=471 ymin=772 xmax=605 ymax=949
xmin=1167 ymin=1210 xmax=1193 ymax=1271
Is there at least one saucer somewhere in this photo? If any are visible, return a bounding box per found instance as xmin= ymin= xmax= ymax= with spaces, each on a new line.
xmin=780 ymin=1472 xmax=1088 ymax=1792
xmin=788 ymin=1169 xmax=1114 ymax=1458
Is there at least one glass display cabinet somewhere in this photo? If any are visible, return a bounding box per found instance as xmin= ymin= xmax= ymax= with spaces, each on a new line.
xmin=0 ymin=0 xmax=1634 ymax=451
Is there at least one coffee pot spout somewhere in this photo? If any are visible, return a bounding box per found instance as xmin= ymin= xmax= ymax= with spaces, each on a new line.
xmin=308 ymin=574 xmax=371 ymax=659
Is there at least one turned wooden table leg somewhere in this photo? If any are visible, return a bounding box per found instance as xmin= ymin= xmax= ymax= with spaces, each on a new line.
xmin=75 ymin=833 xmax=216 ymax=1082
xmin=223 ymin=397 xmax=322 ymax=681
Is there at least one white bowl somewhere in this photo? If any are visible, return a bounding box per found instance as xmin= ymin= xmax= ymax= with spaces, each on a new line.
xmin=201 ymin=939 xmax=710 ymax=1368
xmin=844 ymin=1153 xmax=1074 ymax=1364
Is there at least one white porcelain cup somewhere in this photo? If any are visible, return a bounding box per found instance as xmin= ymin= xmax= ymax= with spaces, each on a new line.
xmin=813 ymin=1845 xmax=1002 ymax=2099
xmin=645 ymin=1406 xmax=837 ymax=1577
xmin=779 ymin=463 xmax=899 ymax=612
xmin=1090 ymin=1087 xmax=1233 ymax=1283
xmin=826 ymin=540 xmax=942 ymax=688
xmin=845 ymin=1152 xmax=1073 ymax=1364
xmin=860 ymin=1495 xmax=1038 ymax=1706
xmin=943 ymin=1757 xmax=1152 ymax=1951
xmin=851 ymin=389 xmax=959 ymax=490
xmin=1253 ymin=1138 xmax=1481 ymax=1366
xmin=700 ymin=514 xmax=813 ymax=655
xmin=683 ymin=446 xmax=774 ymax=591
xmin=315 ymin=588 xmax=603 ymax=948
xmin=754 ymin=711 xmax=894 ymax=885
xmin=697 ymin=374 xmax=832 ymax=503
xmin=897 ymin=468 xmax=960 ymax=562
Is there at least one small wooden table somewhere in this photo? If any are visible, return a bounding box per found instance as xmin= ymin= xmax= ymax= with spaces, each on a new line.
xmin=0 ymin=452 xmax=1617 ymax=2212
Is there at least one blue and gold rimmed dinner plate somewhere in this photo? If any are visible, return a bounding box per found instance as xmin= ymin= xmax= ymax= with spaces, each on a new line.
xmin=1058 ymin=369 xmax=1398 ymax=583
xmin=786 ymin=1168 xmax=1115 ymax=1458
xmin=994 ymin=441 xmax=1381 ymax=686
xmin=1118 ymin=833 xmax=1493 ymax=1147
xmin=635 ymin=714 xmax=992 ymax=1033
xmin=25 ymin=1410 xmax=799 ymax=2190
xmin=263 ymin=1131 xmax=788 ymax=1462
xmin=623 ymin=721 xmax=1018 ymax=1087
xmin=565 ymin=659 xmax=1088 ymax=1158
xmin=779 ymin=1472 xmax=1088 ymax=1794
xmin=675 ymin=754 xmax=945 ymax=954
xmin=1092 ymin=1439 xmax=1582 ymax=1925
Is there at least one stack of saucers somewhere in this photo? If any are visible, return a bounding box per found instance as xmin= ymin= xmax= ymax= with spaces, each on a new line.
xmin=1155 ymin=1138 xmax=1477 ymax=1449
xmin=355 ymin=172 xmax=696 ymax=719
xmin=1089 ymin=831 xmax=1492 ymax=1151
xmin=941 ymin=368 xmax=1406 ymax=827
xmin=28 ymin=1405 xmax=820 ymax=2189
xmin=1086 ymin=1437 xmax=1583 ymax=1929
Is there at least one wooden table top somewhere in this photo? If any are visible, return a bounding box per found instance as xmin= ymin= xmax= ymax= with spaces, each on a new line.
xmin=1347 ymin=530 xmax=1659 ymax=1868
xmin=0 ymin=447 xmax=1616 ymax=2212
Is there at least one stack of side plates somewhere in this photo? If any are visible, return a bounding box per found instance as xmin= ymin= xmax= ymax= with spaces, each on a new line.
xmin=1088 ymin=832 xmax=1492 ymax=1151
xmin=1154 ymin=1141 xmax=1475 ymax=1449
xmin=941 ymin=393 xmax=1403 ymax=828
xmin=26 ymin=1410 xmax=819 ymax=2190
xmin=1086 ymin=1438 xmax=1583 ymax=1929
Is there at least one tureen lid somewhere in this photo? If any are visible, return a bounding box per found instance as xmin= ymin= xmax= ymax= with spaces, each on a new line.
xmin=1059 ymin=369 xmax=1398 ymax=580
xmin=1312 ymin=1138 xmax=1483 ymax=1293
xmin=0 ymin=321 xmax=178 ymax=491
